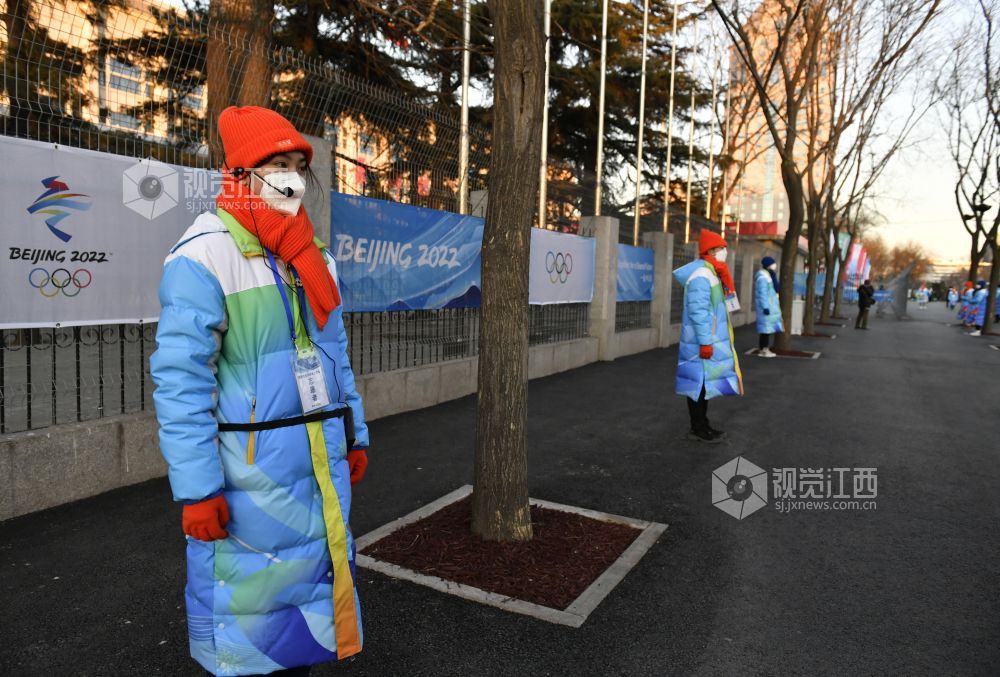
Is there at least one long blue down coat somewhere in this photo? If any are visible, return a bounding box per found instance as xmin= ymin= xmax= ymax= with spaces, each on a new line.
xmin=151 ymin=209 xmax=368 ymax=676
xmin=754 ymin=269 xmax=784 ymax=335
xmin=972 ymin=287 xmax=989 ymax=326
xmin=673 ymin=259 xmax=744 ymax=400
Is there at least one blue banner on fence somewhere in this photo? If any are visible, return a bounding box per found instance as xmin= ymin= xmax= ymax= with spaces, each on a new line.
xmin=330 ymin=193 xmax=484 ymax=312
xmin=616 ymin=244 xmax=655 ymax=302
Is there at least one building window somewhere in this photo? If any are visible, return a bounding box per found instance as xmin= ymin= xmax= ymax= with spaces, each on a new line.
xmin=180 ymin=85 xmax=204 ymax=110
xmin=109 ymin=111 xmax=141 ymax=130
xmin=109 ymin=59 xmax=142 ymax=94
xmin=359 ymin=132 xmax=375 ymax=156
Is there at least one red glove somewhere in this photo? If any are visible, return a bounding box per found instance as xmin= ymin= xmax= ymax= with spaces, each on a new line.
xmin=182 ymin=494 xmax=230 ymax=542
xmin=347 ymin=448 xmax=369 ymax=485
xmin=699 ymin=345 xmax=714 ymax=359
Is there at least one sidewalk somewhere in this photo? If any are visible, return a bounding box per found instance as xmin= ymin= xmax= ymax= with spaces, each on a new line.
xmin=2 ymin=302 xmax=998 ymax=676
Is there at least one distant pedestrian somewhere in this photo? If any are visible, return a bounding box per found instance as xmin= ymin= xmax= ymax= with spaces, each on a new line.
xmin=947 ymin=287 xmax=958 ymax=310
xmin=754 ymin=256 xmax=782 ymax=358
xmin=856 ymin=279 xmax=875 ymax=329
xmin=969 ymin=280 xmax=988 ymax=336
xmin=673 ymin=230 xmax=744 ymax=443
xmin=917 ymin=283 xmax=929 ymax=309
xmin=958 ymin=281 xmax=975 ymax=326
xmin=151 ymin=106 xmax=369 ymax=677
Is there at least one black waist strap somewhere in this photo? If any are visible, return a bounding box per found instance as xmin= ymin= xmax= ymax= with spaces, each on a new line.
xmin=219 ymin=406 xmax=355 ymax=448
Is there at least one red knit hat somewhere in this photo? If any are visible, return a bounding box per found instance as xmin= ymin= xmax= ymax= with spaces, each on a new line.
xmin=217 ymin=106 xmax=313 ymax=171
xmin=698 ymin=229 xmax=727 ymax=255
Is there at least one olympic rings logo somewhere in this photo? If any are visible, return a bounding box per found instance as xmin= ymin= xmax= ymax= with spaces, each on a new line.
xmin=545 ymin=251 xmax=573 ymax=284
xmin=28 ymin=267 xmax=92 ymax=298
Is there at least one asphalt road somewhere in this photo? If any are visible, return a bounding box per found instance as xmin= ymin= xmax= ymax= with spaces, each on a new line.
xmin=1 ymin=302 xmax=997 ymax=676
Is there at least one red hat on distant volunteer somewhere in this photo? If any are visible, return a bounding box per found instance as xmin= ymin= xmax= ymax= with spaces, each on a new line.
xmin=217 ymin=106 xmax=313 ymax=170
xmin=698 ymin=229 xmax=727 ymax=255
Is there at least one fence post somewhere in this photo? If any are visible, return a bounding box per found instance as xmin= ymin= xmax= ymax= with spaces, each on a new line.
xmin=643 ymin=231 xmax=673 ymax=347
xmin=303 ymin=133 xmax=333 ymax=247
xmin=580 ymin=216 xmax=619 ymax=361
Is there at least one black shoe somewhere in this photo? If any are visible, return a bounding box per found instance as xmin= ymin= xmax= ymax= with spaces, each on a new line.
xmin=707 ymin=425 xmax=726 ymax=439
xmin=687 ymin=428 xmax=724 ymax=444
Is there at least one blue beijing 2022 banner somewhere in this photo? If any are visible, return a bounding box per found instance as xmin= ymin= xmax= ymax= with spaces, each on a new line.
xmin=330 ymin=193 xmax=485 ymax=312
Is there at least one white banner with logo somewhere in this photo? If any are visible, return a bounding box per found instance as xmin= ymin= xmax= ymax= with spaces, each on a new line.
xmin=0 ymin=136 xmax=215 ymax=328
xmin=528 ymin=228 xmax=596 ymax=305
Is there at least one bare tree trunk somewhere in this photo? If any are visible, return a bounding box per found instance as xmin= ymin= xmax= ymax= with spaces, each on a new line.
xmin=968 ymin=235 xmax=983 ymax=282
xmin=820 ymin=223 xmax=839 ymax=323
xmin=985 ymin=234 xmax=999 ymax=334
xmin=775 ymin=163 xmax=805 ymax=351
xmin=803 ymin=195 xmax=822 ymax=335
xmin=206 ymin=0 xmax=273 ymax=165
xmin=471 ymin=0 xmax=544 ymax=543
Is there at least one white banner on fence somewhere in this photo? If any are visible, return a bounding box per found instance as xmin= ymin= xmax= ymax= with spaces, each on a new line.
xmin=528 ymin=228 xmax=596 ymax=305
xmin=0 ymin=136 xmax=214 ymax=328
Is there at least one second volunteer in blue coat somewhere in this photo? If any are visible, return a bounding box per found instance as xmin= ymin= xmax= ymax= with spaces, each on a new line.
xmin=754 ymin=256 xmax=783 ymax=358
xmin=673 ymin=229 xmax=744 ymax=443
xmin=969 ymin=280 xmax=988 ymax=336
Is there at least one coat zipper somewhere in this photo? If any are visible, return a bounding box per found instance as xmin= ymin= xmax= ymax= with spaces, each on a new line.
xmin=247 ymin=396 xmax=256 ymax=464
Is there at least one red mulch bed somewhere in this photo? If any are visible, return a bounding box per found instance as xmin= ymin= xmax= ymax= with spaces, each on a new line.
xmin=801 ymin=332 xmax=836 ymax=339
xmin=360 ymin=496 xmax=642 ymax=611
xmin=817 ymin=321 xmax=846 ymax=327
xmin=773 ymin=347 xmax=820 ymax=358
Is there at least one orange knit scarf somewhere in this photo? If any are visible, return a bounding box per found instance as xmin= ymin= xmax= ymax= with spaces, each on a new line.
xmin=216 ymin=175 xmax=340 ymax=330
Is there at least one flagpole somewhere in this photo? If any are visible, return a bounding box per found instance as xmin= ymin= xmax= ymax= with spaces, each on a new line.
xmin=632 ymin=0 xmax=651 ymax=246
xmin=662 ymin=0 xmax=680 ymax=233
xmin=594 ymin=0 xmax=609 ymax=216
xmin=705 ymin=28 xmax=717 ymax=222
xmin=538 ymin=0 xmax=552 ymax=228
xmin=458 ymin=0 xmax=471 ymax=215
xmin=684 ymin=17 xmax=699 ymax=245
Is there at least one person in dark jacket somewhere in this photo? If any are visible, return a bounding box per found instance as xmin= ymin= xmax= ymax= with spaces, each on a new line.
xmin=856 ymin=279 xmax=876 ymax=329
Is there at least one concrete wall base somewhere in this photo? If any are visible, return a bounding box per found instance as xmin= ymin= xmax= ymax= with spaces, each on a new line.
xmin=0 ymin=337 xmax=600 ymax=521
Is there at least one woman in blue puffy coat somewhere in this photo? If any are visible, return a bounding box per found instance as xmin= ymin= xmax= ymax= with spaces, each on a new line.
xmin=754 ymin=256 xmax=783 ymax=358
xmin=151 ymin=107 xmax=369 ymax=676
xmin=674 ymin=230 xmax=744 ymax=443
xmin=969 ymin=280 xmax=989 ymax=336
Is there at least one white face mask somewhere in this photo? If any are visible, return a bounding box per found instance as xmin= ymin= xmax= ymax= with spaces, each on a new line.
xmin=715 ymin=248 xmax=728 ymax=263
xmin=254 ymin=170 xmax=307 ymax=215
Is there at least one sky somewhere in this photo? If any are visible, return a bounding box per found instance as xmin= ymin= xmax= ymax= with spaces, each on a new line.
xmin=864 ymin=2 xmax=984 ymax=263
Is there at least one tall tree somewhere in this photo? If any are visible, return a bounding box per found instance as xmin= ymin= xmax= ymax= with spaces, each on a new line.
xmin=472 ymin=0 xmax=544 ymax=542
xmin=206 ymin=0 xmax=274 ymax=164
xmin=712 ymin=0 xmax=942 ymax=348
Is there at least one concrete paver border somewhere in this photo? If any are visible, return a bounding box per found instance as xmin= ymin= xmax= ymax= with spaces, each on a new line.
xmin=355 ymin=484 xmax=668 ymax=628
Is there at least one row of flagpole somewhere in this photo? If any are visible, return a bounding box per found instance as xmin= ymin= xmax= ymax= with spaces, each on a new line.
xmin=455 ymin=1 xmax=743 ymax=248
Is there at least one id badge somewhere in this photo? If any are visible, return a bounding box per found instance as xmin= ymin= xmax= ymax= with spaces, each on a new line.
xmin=291 ymin=346 xmax=331 ymax=414
xmin=725 ymin=293 xmax=741 ymax=313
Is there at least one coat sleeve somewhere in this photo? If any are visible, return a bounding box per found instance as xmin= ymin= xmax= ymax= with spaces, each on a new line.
xmin=687 ymin=276 xmax=714 ymax=346
xmin=754 ymin=272 xmax=769 ymax=312
xmin=336 ymin=311 xmax=370 ymax=450
xmin=150 ymin=255 xmax=227 ymax=502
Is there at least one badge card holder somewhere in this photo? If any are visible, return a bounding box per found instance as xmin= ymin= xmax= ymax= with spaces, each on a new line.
xmin=266 ymin=249 xmax=332 ymax=414
xmin=725 ymin=292 xmax=741 ymax=314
